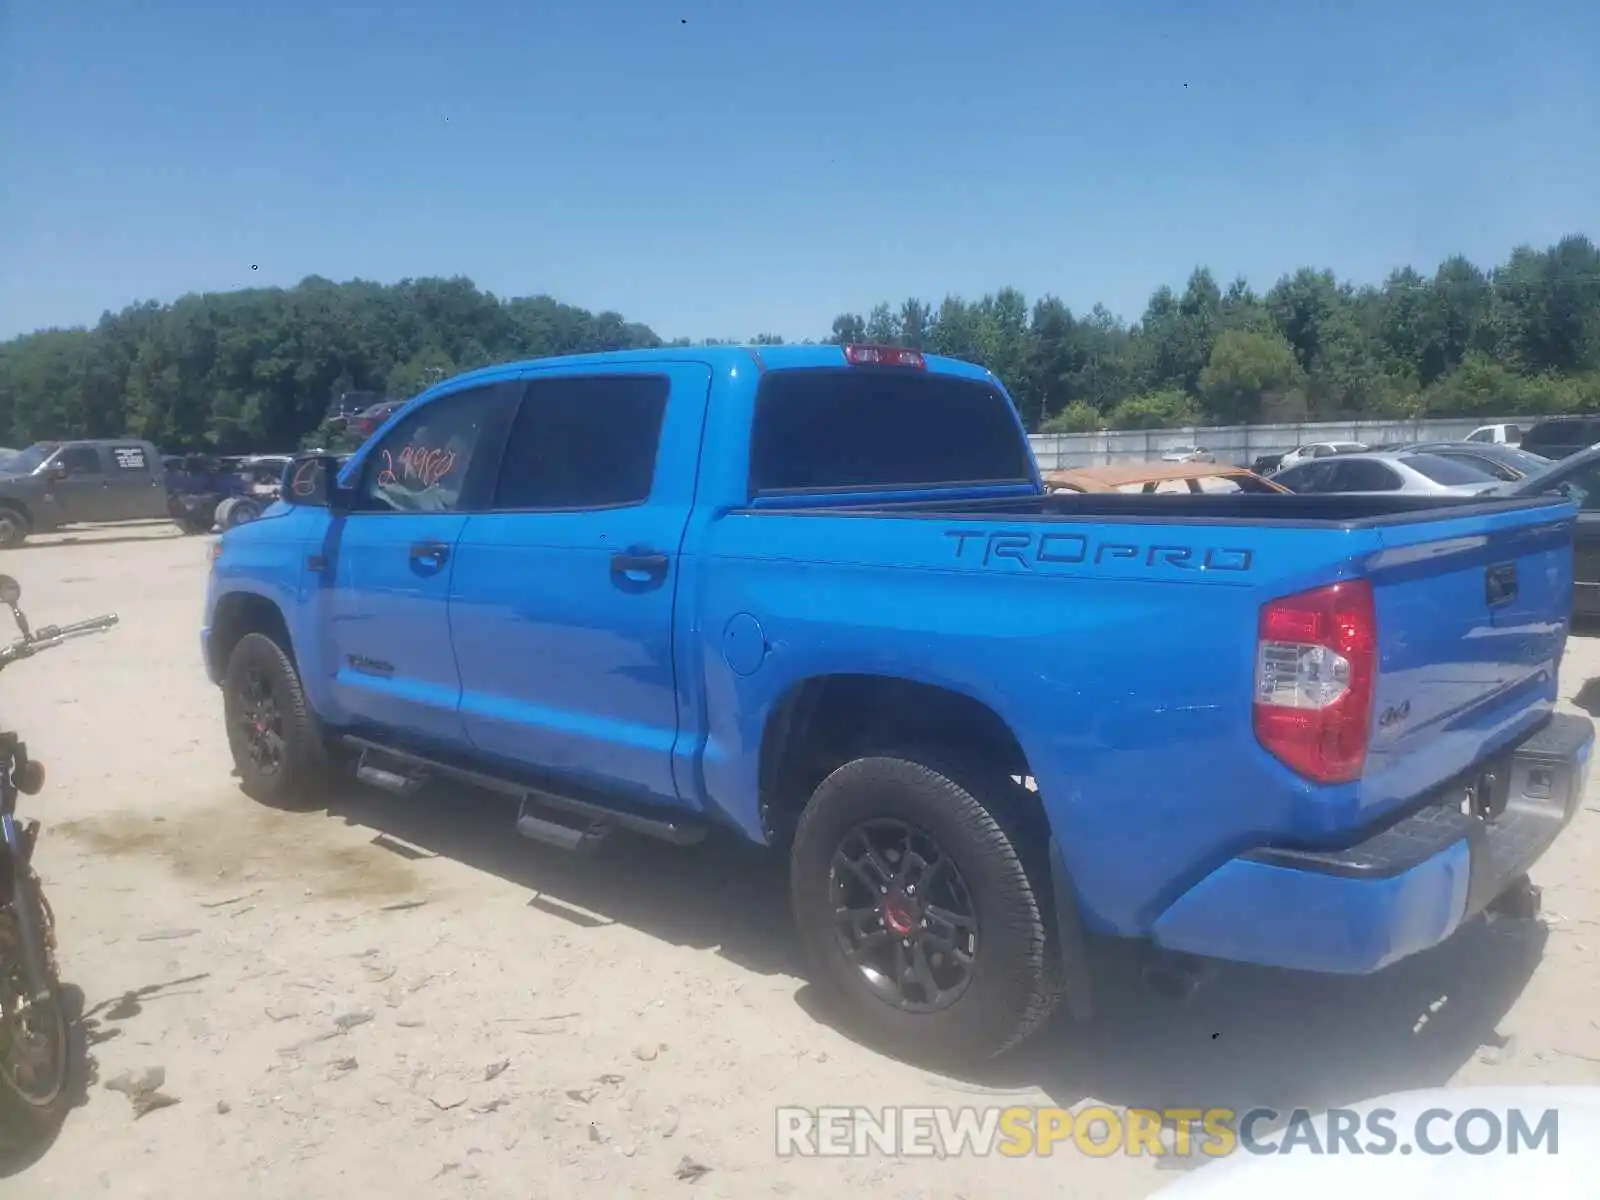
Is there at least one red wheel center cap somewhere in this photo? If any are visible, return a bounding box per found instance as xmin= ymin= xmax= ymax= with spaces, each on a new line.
xmin=883 ymin=898 xmax=915 ymax=936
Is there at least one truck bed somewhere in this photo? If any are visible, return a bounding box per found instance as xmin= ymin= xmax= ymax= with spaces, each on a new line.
xmin=812 ymin=488 xmax=1569 ymax=528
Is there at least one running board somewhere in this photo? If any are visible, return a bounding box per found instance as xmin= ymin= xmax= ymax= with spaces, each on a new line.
xmin=339 ymin=735 xmax=707 ymax=849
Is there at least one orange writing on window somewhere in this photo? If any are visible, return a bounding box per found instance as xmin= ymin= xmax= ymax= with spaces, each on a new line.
xmin=377 ymin=444 xmax=458 ymax=491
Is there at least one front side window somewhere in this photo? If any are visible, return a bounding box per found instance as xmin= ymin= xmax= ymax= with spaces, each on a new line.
xmin=57 ymin=446 xmax=103 ymax=475
xmin=1274 ymin=462 xmax=1332 ymax=492
xmin=492 ymin=375 xmax=668 ymax=510
xmin=357 ymin=387 xmax=500 ymax=513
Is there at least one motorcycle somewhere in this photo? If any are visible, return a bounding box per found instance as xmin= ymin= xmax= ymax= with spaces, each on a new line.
xmin=0 ymin=574 xmax=116 ymax=1140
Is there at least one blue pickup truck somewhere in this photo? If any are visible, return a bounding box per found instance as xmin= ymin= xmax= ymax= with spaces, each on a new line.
xmin=202 ymin=343 xmax=1592 ymax=1063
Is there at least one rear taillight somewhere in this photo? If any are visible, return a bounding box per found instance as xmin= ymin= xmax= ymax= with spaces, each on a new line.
xmin=1253 ymin=579 xmax=1377 ymax=784
xmin=843 ymin=343 xmax=925 ymax=368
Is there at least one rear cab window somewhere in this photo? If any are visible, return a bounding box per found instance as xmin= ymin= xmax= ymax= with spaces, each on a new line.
xmin=748 ymin=368 xmax=1031 ymax=496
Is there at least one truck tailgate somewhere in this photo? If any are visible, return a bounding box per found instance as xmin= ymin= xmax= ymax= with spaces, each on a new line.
xmin=1359 ymin=499 xmax=1574 ymax=822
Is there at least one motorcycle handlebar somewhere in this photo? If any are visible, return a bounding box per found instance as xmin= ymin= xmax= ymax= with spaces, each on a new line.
xmin=32 ymin=614 xmax=120 ymax=640
xmin=0 ymin=613 xmax=118 ymax=665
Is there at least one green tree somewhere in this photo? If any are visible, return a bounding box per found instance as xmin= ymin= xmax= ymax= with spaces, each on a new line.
xmin=1197 ymin=328 xmax=1302 ymax=425
xmin=5 ymin=234 xmax=1600 ymax=447
xmin=1108 ymin=389 xmax=1200 ymax=431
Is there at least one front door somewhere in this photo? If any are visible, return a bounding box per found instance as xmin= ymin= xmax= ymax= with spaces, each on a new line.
xmin=325 ymin=382 xmax=516 ymax=750
xmin=49 ymin=445 xmax=117 ymax=522
xmin=450 ymin=365 xmax=710 ymax=806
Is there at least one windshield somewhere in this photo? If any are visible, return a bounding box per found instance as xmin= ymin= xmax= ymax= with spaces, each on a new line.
xmin=1400 ymin=453 xmax=1500 ymax=486
xmin=3 ymin=442 xmax=57 ymax=474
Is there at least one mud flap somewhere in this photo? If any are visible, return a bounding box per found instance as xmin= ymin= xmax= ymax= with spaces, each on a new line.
xmin=1048 ymin=836 xmax=1096 ymax=1020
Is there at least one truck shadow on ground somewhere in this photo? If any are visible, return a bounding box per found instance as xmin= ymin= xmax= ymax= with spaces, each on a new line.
xmin=318 ymin=779 xmax=1546 ymax=1121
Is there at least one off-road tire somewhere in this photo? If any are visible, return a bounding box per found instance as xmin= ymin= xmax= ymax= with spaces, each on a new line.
xmin=0 ymin=881 xmax=73 ymax=1151
xmin=221 ymin=497 xmax=263 ymax=529
xmin=0 ymin=507 xmax=27 ymax=550
xmin=223 ymin=632 xmax=331 ymax=810
xmin=789 ymin=750 xmax=1063 ymax=1065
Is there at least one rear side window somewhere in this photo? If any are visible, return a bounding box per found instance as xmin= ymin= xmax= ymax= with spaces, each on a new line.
xmin=1431 ymin=450 xmax=1518 ymax=482
xmin=1400 ymin=453 xmax=1497 ymax=486
xmin=748 ymin=369 xmax=1031 ymax=494
xmin=1330 ymin=460 xmax=1402 ymax=491
xmin=111 ymin=444 xmax=149 ymax=471
xmin=493 ymin=375 xmax=668 ymax=509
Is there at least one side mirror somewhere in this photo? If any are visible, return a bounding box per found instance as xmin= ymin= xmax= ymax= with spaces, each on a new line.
xmin=45 ymin=460 xmax=68 ymax=480
xmin=282 ymin=454 xmax=352 ymax=511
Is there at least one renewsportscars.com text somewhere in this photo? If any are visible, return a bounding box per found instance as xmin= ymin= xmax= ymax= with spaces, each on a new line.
xmin=774 ymin=1104 xmax=1561 ymax=1159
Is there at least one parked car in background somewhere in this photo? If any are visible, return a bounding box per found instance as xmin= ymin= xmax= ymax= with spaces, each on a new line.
xmin=1388 ymin=442 xmax=1551 ymax=483
xmin=1044 ymin=462 xmax=1287 ymax=495
xmin=1159 ymin=446 xmax=1214 ymax=464
xmin=0 ymin=439 xmax=169 ymax=546
xmin=345 ymin=400 xmax=404 ymax=440
xmin=0 ymin=448 xmax=19 ymax=472
xmin=1520 ymin=417 xmax=1600 ymax=460
xmin=1497 ymin=444 xmax=1600 ymax=616
xmin=1275 ymin=441 xmax=1367 ymax=470
xmin=1465 ymin=422 xmax=1523 ymax=446
xmin=1270 ymin=450 xmax=1502 ymax=497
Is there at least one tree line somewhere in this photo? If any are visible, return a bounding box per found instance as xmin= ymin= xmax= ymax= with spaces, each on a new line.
xmin=2 ymin=234 xmax=1598 ymax=453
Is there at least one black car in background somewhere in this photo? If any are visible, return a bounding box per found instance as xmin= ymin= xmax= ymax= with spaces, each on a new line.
xmin=1520 ymin=417 xmax=1600 ymax=460
xmin=1388 ymin=441 xmax=1552 ymax=482
xmin=1503 ymin=445 xmax=1600 ymax=616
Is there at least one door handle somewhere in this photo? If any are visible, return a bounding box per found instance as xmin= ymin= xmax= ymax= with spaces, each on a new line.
xmin=409 ymin=541 xmax=451 ymax=569
xmin=610 ymin=550 xmax=669 ymax=579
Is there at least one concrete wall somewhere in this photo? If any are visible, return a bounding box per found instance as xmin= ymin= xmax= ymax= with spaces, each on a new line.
xmin=1027 ymin=415 xmax=1534 ymax=470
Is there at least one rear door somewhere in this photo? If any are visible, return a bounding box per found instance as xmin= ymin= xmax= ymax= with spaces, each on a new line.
xmin=449 ymin=364 xmax=709 ymax=806
xmin=105 ymin=442 xmax=167 ymax=518
xmin=325 ymin=382 xmax=517 ymax=748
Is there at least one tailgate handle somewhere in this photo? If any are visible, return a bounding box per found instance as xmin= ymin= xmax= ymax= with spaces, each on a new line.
xmin=1486 ymin=561 xmax=1517 ymax=608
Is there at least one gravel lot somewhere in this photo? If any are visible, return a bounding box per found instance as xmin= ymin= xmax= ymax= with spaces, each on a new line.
xmin=3 ymin=525 xmax=1599 ymax=1199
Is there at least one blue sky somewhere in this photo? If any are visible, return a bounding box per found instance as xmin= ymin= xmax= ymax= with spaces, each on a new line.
xmin=2 ymin=0 xmax=1597 ymax=343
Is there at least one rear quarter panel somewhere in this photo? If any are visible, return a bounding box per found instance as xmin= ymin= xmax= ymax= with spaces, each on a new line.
xmin=692 ymin=509 xmax=1384 ymax=936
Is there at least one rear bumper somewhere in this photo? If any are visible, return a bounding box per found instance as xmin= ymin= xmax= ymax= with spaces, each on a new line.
xmin=1151 ymin=713 xmax=1593 ymax=973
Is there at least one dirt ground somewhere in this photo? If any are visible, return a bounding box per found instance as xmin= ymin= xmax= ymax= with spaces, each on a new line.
xmin=2 ymin=524 xmax=1599 ymax=1199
